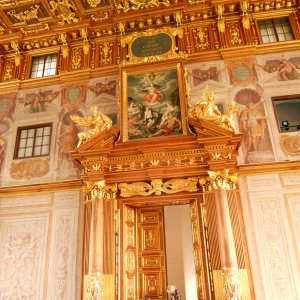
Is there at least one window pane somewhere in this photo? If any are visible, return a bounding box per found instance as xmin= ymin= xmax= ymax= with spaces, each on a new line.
xmin=18 ymin=148 xmax=25 ymax=158
xmin=20 ymin=130 xmax=27 ymax=139
xmin=34 ymin=146 xmax=41 ymax=156
xmin=19 ymin=138 xmax=26 ymax=148
xmin=25 ymin=147 xmax=32 ymax=157
xmin=42 ymin=135 xmax=50 ymax=145
xmin=41 ymin=145 xmax=49 ymax=155
xmin=35 ymin=136 xmax=42 ymax=146
xmin=44 ymin=126 xmax=51 ymax=135
xmin=36 ymin=127 xmax=43 ymax=136
xmin=26 ymin=137 xmax=34 ymax=147
xmin=28 ymin=129 xmax=35 ymax=137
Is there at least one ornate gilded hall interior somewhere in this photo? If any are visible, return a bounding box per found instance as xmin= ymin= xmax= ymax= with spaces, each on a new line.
xmin=0 ymin=0 xmax=299 ymax=299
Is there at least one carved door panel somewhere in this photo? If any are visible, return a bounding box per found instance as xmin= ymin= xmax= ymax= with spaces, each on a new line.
xmin=137 ymin=207 xmax=167 ymax=300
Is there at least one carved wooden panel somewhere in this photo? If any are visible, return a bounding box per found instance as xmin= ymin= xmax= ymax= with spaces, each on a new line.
xmin=123 ymin=205 xmax=136 ymax=300
xmin=137 ymin=207 xmax=167 ymax=300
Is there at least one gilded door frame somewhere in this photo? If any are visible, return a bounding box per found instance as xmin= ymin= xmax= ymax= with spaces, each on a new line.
xmin=118 ymin=193 xmax=212 ymax=300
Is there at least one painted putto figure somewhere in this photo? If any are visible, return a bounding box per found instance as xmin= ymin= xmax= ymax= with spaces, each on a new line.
xmin=71 ymin=106 xmax=112 ymax=146
xmin=189 ymin=86 xmax=237 ymax=132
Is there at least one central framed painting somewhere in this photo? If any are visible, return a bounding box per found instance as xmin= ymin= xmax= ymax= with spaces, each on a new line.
xmin=121 ymin=63 xmax=187 ymax=142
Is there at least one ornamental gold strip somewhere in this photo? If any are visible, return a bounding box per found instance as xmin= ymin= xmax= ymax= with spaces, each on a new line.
xmin=118 ymin=177 xmax=198 ymax=198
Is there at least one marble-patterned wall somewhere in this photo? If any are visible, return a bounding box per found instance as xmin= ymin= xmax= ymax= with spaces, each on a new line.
xmin=0 ymin=189 xmax=83 ymax=300
xmin=239 ymin=173 xmax=300 ymax=300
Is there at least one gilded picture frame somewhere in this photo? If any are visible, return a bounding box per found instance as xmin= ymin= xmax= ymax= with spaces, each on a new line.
xmin=121 ymin=63 xmax=188 ymax=142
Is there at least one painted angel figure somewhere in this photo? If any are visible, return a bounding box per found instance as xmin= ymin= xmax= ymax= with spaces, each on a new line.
xmin=70 ymin=106 xmax=112 ymax=146
xmin=18 ymin=90 xmax=59 ymax=113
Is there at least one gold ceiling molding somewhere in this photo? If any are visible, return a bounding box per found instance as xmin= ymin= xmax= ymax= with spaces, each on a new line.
xmin=115 ymin=0 xmax=170 ymax=13
xmin=20 ymin=23 xmax=50 ymax=34
xmin=49 ymin=0 xmax=79 ymax=25
xmin=0 ymin=0 xmax=35 ymax=8
xmin=7 ymin=4 xmax=40 ymax=22
xmin=118 ymin=177 xmax=199 ymax=197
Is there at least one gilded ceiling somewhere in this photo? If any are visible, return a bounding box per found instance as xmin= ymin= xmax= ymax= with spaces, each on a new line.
xmin=0 ymin=0 xmax=298 ymax=55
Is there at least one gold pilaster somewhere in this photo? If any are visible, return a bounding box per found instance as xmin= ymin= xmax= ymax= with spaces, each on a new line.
xmin=201 ymin=170 xmax=241 ymax=300
xmin=85 ymin=180 xmax=117 ymax=300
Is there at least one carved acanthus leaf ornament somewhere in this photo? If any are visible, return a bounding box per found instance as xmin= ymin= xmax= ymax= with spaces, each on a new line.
xmin=200 ymin=169 xmax=238 ymax=191
xmin=84 ymin=180 xmax=117 ymax=203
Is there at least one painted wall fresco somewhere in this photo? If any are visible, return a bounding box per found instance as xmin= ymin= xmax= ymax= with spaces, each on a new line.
xmin=1 ymin=50 xmax=300 ymax=185
xmin=187 ymin=50 xmax=300 ymax=164
xmin=0 ymin=75 xmax=118 ymax=187
xmin=235 ymin=88 xmax=274 ymax=163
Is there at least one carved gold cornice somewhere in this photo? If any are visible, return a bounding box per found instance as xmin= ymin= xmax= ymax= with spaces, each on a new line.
xmin=118 ymin=177 xmax=198 ymax=197
xmin=200 ymin=170 xmax=238 ymax=191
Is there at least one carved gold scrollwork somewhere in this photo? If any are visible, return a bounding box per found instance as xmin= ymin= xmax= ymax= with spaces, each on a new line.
xmin=7 ymin=4 xmax=39 ymax=22
xmin=216 ymin=5 xmax=225 ymax=33
xmin=240 ymin=1 xmax=250 ymax=29
xmin=49 ymin=0 xmax=79 ymax=25
xmin=222 ymin=267 xmax=241 ymax=300
xmin=118 ymin=177 xmax=198 ymax=198
xmin=200 ymin=170 xmax=238 ymax=191
xmin=11 ymin=41 xmax=21 ymax=66
xmin=193 ymin=28 xmax=209 ymax=50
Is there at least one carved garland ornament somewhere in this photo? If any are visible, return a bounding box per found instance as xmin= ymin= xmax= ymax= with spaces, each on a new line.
xmin=118 ymin=177 xmax=198 ymax=198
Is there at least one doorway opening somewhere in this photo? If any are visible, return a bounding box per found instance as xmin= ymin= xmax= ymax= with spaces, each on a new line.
xmin=164 ymin=205 xmax=198 ymax=300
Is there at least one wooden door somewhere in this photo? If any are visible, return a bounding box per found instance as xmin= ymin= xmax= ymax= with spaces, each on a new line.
xmin=136 ymin=207 xmax=167 ymax=300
